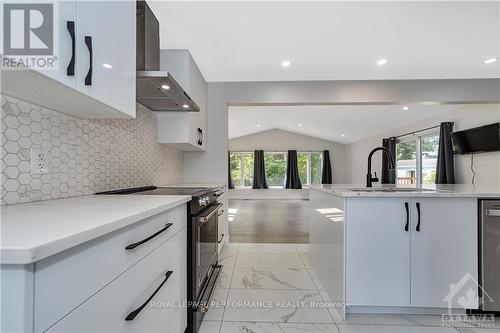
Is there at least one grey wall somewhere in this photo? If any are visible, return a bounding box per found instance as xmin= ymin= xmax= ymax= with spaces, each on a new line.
xmin=228 ymin=128 xmax=349 ymax=183
xmin=183 ymin=79 xmax=500 ymax=185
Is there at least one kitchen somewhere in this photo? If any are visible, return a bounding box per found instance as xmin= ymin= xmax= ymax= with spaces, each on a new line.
xmin=1 ymin=1 xmax=500 ymax=333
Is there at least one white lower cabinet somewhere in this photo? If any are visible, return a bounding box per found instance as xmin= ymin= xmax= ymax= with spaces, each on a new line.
xmin=346 ymin=198 xmax=410 ymax=306
xmin=47 ymin=228 xmax=187 ymax=333
xmin=410 ymin=198 xmax=478 ymax=308
xmin=345 ymin=197 xmax=478 ymax=309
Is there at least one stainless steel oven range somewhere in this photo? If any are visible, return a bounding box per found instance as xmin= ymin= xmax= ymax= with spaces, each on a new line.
xmin=96 ymin=185 xmax=224 ymax=333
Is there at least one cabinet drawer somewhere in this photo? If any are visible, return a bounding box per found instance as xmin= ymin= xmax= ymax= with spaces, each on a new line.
xmin=35 ymin=205 xmax=186 ymax=332
xmin=47 ymin=228 xmax=187 ymax=333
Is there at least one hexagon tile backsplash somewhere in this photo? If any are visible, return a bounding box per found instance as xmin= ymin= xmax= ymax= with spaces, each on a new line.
xmin=0 ymin=94 xmax=183 ymax=205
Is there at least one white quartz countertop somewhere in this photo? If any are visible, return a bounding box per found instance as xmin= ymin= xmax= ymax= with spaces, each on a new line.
xmin=310 ymin=184 xmax=500 ymax=198
xmin=0 ymin=194 xmax=191 ymax=264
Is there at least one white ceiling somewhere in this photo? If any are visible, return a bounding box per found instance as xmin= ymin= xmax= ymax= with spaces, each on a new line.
xmin=149 ymin=1 xmax=500 ymax=82
xmin=228 ymin=104 xmax=459 ymax=143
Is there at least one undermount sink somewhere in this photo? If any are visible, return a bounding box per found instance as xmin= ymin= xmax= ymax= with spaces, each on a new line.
xmin=347 ymin=187 xmax=435 ymax=193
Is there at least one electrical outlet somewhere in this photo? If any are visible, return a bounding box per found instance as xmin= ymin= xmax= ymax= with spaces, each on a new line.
xmin=30 ymin=148 xmax=49 ymax=175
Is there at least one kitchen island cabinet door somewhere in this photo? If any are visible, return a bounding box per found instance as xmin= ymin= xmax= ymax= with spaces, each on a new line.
xmin=410 ymin=198 xmax=478 ymax=309
xmin=346 ymin=198 xmax=411 ymax=307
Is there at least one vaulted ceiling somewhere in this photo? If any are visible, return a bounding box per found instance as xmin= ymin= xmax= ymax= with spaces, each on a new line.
xmin=228 ymin=104 xmax=460 ymax=143
xmin=149 ymin=1 xmax=500 ymax=82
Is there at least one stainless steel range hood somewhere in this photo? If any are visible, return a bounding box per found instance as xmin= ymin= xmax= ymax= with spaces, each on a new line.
xmin=136 ymin=1 xmax=199 ymax=112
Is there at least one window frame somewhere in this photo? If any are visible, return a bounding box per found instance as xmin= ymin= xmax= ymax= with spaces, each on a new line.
xmin=396 ymin=131 xmax=439 ymax=186
xmin=229 ymin=150 xmax=323 ymax=188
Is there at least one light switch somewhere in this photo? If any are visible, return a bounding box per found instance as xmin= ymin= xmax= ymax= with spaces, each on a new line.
xmin=30 ymin=148 xmax=49 ymax=175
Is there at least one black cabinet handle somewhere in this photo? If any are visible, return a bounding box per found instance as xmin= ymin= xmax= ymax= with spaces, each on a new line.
xmin=84 ymin=36 xmax=92 ymax=85
xmin=404 ymin=202 xmax=409 ymax=231
xmin=197 ymin=128 xmax=203 ymax=145
xmin=217 ymin=233 xmax=224 ymax=243
xmin=125 ymin=271 xmax=173 ymax=321
xmin=125 ymin=223 xmax=173 ymax=250
xmin=218 ymin=209 xmax=224 ymax=217
xmin=416 ymin=202 xmax=421 ymax=232
xmin=66 ymin=21 xmax=75 ymax=76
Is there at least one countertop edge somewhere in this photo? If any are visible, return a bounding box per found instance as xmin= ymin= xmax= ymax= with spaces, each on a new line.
xmin=309 ymin=185 xmax=500 ymax=198
xmin=0 ymin=196 xmax=191 ymax=265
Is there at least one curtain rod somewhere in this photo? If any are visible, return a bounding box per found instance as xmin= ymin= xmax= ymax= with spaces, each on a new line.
xmin=395 ymin=122 xmax=454 ymax=139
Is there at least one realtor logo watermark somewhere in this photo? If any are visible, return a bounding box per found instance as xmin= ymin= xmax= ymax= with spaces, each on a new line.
xmin=2 ymin=2 xmax=58 ymax=69
xmin=441 ymin=272 xmax=495 ymax=328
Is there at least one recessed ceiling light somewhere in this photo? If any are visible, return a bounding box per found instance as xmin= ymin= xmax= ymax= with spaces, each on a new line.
xmin=377 ymin=58 xmax=388 ymax=66
xmin=484 ymin=57 xmax=498 ymax=64
xmin=161 ymin=84 xmax=170 ymax=90
xmin=281 ymin=60 xmax=291 ymax=68
xmin=182 ymin=104 xmax=189 ymax=109
xmin=102 ymin=63 xmax=112 ymax=69
xmin=256 ymin=124 xmax=261 ymax=128
xmin=341 ymin=134 xmax=345 ymax=137
xmin=298 ymin=123 xmax=303 ymax=128
xmin=402 ymin=106 xmax=409 ymax=110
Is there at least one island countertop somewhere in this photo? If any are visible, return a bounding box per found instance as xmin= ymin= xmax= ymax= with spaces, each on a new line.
xmin=0 ymin=194 xmax=191 ymax=264
xmin=309 ymin=184 xmax=500 ymax=198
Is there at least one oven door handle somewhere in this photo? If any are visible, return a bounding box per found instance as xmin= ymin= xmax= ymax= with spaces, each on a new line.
xmin=193 ymin=264 xmax=223 ymax=312
xmin=197 ymin=203 xmax=223 ymax=223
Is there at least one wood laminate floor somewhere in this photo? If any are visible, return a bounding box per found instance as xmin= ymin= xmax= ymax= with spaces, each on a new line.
xmin=228 ymin=199 xmax=309 ymax=243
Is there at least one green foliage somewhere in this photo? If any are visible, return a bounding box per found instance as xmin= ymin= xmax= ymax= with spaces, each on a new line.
xmin=243 ymin=153 xmax=254 ymax=186
xmin=265 ymin=153 xmax=286 ymax=186
xmin=423 ymin=170 xmax=436 ymax=184
xmin=397 ymin=141 xmax=417 ymax=160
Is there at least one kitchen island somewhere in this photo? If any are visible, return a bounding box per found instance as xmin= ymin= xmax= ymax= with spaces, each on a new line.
xmin=308 ymin=184 xmax=500 ymax=321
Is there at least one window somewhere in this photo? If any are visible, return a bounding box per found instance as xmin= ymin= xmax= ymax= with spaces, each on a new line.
xmin=421 ymin=135 xmax=439 ymax=184
xmin=229 ymin=151 xmax=323 ymax=188
xmin=264 ymin=152 xmax=287 ymax=186
xmin=396 ymin=133 xmax=439 ymax=185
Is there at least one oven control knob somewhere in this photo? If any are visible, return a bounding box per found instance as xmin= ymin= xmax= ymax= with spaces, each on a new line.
xmin=198 ymin=198 xmax=205 ymax=207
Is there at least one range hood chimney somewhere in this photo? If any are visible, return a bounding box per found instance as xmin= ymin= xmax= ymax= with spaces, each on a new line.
xmin=136 ymin=1 xmax=199 ymax=112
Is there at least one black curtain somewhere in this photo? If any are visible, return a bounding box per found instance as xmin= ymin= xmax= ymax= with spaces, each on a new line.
xmin=436 ymin=122 xmax=455 ymax=184
xmin=228 ymin=151 xmax=234 ymax=189
xmin=252 ymin=150 xmax=268 ymax=189
xmin=381 ymin=137 xmax=397 ymax=184
xmin=321 ymin=150 xmax=332 ymax=184
xmin=285 ymin=150 xmax=302 ymax=189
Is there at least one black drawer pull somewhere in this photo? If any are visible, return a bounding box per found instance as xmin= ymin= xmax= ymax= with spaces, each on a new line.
xmin=125 ymin=271 xmax=173 ymax=321
xmin=125 ymin=223 xmax=173 ymax=250
xmin=84 ymin=36 xmax=92 ymax=85
xmin=218 ymin=209 xmax=224 ymax=217
xmin=404 ymin=202 xmax=409 ymax=231
xmin=217 ymin=233 xmax=224 ymax=243
xmin=66 ymin=21 xmax=75 ymax=76
xmin=416 ymin=202 xmax=421 ymax=232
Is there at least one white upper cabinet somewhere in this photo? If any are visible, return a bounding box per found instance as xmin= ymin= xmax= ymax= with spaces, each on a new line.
xmin=157 ymin=50 xmax=207 ymax=151
xmin=75 ymin=1 xmax=136 ymax=117
xmin=410 ymin=198 xmax=478 ymax=308
xmin=1 ymin=0 xmax=136 ymax=119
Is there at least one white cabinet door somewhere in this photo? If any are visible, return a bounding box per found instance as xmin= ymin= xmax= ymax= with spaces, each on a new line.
xmin=40 ymin=1 xmax=77 ymax=88
xmin=410 ymin=198 xmax=478 ymax=308
xmin=76 ymin=0 xmax=136 ymax=117
xmin=0 ymin=0 xmax=77 ymax=87
xmin=346 ymin=198 xmax=411 ymax=306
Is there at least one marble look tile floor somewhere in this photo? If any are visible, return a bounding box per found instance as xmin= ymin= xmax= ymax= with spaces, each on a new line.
xmin=200 ymin=243 xmax=499 ymax=333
